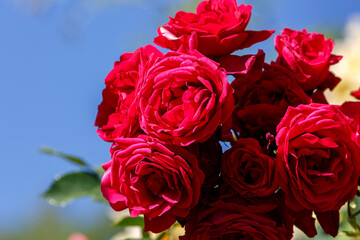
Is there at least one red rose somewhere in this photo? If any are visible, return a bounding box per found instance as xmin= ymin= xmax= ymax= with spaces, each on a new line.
xmin=94 ymin=45 xmax=163 ymax=142
xmin=221 ymin=138 xmax=278 ymax=197
xmin=276 ymin=104 xmax=360 ymax=215
xmin=232 ymin=62 xmax=311 ymax=137
xmin=181 ymin=195 xmax=293 ymax=240
xmin=219 ymin=50 xmax=265 ymax=142
xmin=275 ymin=28 xmax=342 ymax=92
xmin=189 ymin=135 xmax=223 ymax=189
xmin=101 ymin=136 xmax=205 ymax=233
xmin=220 ymin=49 xmax=265 ymax=77
xmin=154 ymin=0 xmax=273 ymax=57
xmin=340 ymin=102 xmax=360 ymax=124
xmin=351 ymin=87 xmax=360 ymax=99
xmin=137 ymin=50 xmax=234 ymax=146
xmin=340 ymin=102 xmax=360 ymax=144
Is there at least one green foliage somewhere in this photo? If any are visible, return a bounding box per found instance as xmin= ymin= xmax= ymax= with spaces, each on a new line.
xmin=124 ymin=239 xmax=152 ymax=240
xmin=0 ymin=208 xmax=120 ymax=240
xmin=155 ymin=232 xmax=167 ymax=240
xmin=41 ymin=146 xmax=88 ymax=167
xmin=342 ymin=231 xmax=360 ymax=237
xmin=114 ymin=216 xmax=145 ymax=229
xmin=94 ymin=165 xmax=105 ymax=177
xmin=91 ymin=184 xmax=108 ymax=203
xmin=42 ymin=172 xmax=102 ymax=206
xmin=41 ymin=146 xmax=107 ymax=205
xmin=346 ymin=198 xmax=360 ymax=236
xmin=40 ymin=148 xmax=174 ymax=239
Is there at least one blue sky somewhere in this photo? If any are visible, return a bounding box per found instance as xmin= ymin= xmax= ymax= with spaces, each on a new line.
xmin=0 ymin=0 xmax=359 ymax=232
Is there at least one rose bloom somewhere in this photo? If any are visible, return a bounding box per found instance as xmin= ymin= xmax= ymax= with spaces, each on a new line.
xmin=137 ymin=50 xmax=234 ymax=146
xmin=101 ymin=136 xmax=205 ymax=233
xmin=276 ymin=103 xmax=360 ymax=213
xmin=220 ymin=49 xmax=265 ymax=77
xmin=275 ymin=28 xmax=342 ymax=92
xmin=219 ymin=50 xmax=265 ymax=141
xmin=340 ymin=101 xmax=360 ymax=126
xmin=351 ymin=87 xmax=360 ymax=99
xmin=94 ymin=45 xmax=163 ymax=142
xmin=232 ymin=62 xmax=311 ymax=138
xmin=154 ymin=0 xmax=273 ymax=57
xmin=181 ymin=194 xmax=293 ymax=240
xmin=221 ymin=138 xmax=278 ymax=197
xmin=187 ymin=135 xmax=223 ymax=189
xmin=340 ymin=102 xmax=360 ymax=146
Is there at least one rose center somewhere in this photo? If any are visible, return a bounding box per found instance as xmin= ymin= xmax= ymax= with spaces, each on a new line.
xmin=239 ymin=159 xmax=263 ymax=185
xmin=144 ymin=171 xmax=166 ymax=196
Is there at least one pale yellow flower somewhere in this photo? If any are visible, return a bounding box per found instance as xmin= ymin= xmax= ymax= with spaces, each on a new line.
xmin=325 ymin=14 xmax=360 ymax=104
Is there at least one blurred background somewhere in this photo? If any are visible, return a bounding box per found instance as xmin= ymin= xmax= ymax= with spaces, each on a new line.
xmin=1 ymin=0 xmax=360 ymax=239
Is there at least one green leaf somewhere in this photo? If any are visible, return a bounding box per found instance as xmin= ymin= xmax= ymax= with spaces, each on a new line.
xmin=93 ymin=165 xmax=105 ymax=178
xmin=342 ymin=231 xmax=360 ymax=237
xmin=90 ymin=184 xmax=108 ymax=204
xmin=155 ymin=232 xmax=167 ymax=240
xmin=124 ymin=238 xmax=151 ymax=240
xmin=42 ymin=172 xmax=101 ymax=206
xmin=41 ymin=146 xmax=88 ymax=167
xmin=114 ymin=216 xmax=144 ymax=228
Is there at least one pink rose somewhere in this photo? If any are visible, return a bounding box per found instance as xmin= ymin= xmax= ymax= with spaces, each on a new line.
xmin=101 ymin=136 xmax=204 ymax=233
xmin=137 ymin=50 xmax=234 ymax=146
xmin=221 ymin=138 xmax=278 ymax=197
xmin=276 ymin=103 xmax=360 ymax=236
xmin=94 ymin=45 xmax=163 ymax=141
xmin=68 ymin=233 xmax=88 ymax=240
xmin=275 ymin=28 xmax=342 ymax=92
xmin=154 ymin=0 xmax=273 ymax=57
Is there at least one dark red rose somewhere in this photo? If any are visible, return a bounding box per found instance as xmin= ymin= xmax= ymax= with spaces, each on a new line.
xmin=220 ymin=49 xmax=265 ymax=78
xmin=181 ymin=194 xmax=293 ymax=240
xmin=275 ymin=28 xmax=342 ymax=92
xmin=94 ymin=45 xmax=163 ymax=141
xmin=154 ymin=0 xmax=273 ymax=57
xmin=219 ymin=50 xmax=265 ymax=142
xmin=187 ymin=135 xmax=223 ymax=189
xmin=221 ymin=138 xmax=278 ymax=197
xmin=339 ymin=102 xmax=360 ymax=145
xmin=232 ymin=62 xmax=311 ymax=138
xmin=137 ymin=50 xmax=234 ymax=146
xmin=276 ymin=103 xmax=360 ymax=237
xmin=340 ymin=102 xmax=360 ymax=125
xmin=276 ymin=190 xmax=340 ymax=238
xmin=101 ymin=136 xmax=205 ymax=233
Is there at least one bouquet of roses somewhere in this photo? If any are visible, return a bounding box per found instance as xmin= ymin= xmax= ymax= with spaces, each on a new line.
xmin=91 ymin=0 xmax=360 ymax=238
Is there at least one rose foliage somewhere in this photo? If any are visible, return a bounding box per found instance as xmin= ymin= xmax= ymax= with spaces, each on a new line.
xmin=94 ymin=0 xmax=360 ymax=238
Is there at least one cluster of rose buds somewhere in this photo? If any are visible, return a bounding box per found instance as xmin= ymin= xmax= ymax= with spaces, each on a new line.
xmin=95 ymin=0 xmax=360 ymax=238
